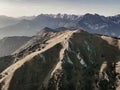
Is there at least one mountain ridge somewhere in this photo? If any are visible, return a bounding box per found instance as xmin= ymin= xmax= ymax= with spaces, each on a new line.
xmin=0 ymin=13 xmax=120 ymax=39
xmin=0 ymin=36 xmax=31 ymax=57
xmin=0 ymin=29 xmax=120 ymax=90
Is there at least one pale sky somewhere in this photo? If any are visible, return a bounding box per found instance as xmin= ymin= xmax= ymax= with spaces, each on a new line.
xmin=0 ymin=0 xmax=120 ymax=17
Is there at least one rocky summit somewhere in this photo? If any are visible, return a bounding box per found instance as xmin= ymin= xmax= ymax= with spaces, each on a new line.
xmin=0 ymin=28 xmax=120 ymax=90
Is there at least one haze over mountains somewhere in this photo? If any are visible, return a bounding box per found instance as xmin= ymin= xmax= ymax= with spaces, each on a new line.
xmin=0 ymin=16 xmax=19 ymax=28
xmin=0 ymin=36 xmax=31 ymax=57
xmin=0 ymin=15 xmax=35 ymax=28
xmin=0 ymin=28 xmax=120 ymax=90
xmin=0 ymin=13 xmax=120 ymax=39
xmin=0 ymin=13 xmax=120 ymax=90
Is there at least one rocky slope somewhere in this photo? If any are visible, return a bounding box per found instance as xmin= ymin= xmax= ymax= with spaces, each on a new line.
xmin=0 ymin=36 xmax=31 ymax=57
xmin=0 ymin=29 xmax=120 ymax=90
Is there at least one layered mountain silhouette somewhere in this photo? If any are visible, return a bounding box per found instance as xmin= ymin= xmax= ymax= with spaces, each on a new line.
xmin=0 ymin=28 xmax=120 ymax=90
xmin=0 ymin=13 xmax=120 ymax=39
xmin=0 ymin=16 xmax=19 ymax=28
xmin=0 ymin=36 xmax=31 ymax=57
xmin=0 ymin=15 xmax=35 ymax=29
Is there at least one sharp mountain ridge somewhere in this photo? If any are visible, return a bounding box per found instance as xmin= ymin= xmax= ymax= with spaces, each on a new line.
xmin=0 ymin=29 xmax=120 ymax=90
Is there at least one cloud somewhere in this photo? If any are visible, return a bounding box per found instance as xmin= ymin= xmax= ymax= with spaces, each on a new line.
xmin=1 ymin=0 xmax=120 ymax=5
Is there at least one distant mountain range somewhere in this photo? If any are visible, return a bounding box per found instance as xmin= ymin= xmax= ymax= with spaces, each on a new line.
xmin=0 ymin=13 xmax=120 ymax=39
xmin=0 ymin=36 xmax=31 ymax=57
xmin=0 ymin=16 xmax=19 ymax=28
xmin=0 ymin=15 xmax=35 ymax=28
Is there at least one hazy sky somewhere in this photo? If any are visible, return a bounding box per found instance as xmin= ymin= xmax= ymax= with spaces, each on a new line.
xmin=0 ymin=0 xmax=120 ymax=17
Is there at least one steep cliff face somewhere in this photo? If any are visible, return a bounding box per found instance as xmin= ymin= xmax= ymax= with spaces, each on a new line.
xmin=0 ymin=29 xmax=120 ymax=90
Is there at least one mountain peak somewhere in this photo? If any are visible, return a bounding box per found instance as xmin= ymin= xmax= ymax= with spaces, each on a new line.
xmin=83 ymin=13 xmax=101 ymax=18
xmin=42 ymin=27 xmax=53 ymax=32
xmin=0 ymin=29 xmax=120 ymax=90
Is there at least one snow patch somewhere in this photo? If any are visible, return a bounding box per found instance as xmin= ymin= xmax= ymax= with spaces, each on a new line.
xmin=39 ymin=54 xmax=46 ymax=63
xmin=80 ymin=58 xmax=87 ymax=67
xmin=84 ymin=41 xmax=91 ymax=51
xmin=76 ymin=52 xmax=81 ymax=60
xmin=76 ymin=52 xmax=87 ymax=67
xmin=66 ymin=42 xmax=72 ymax=52
xmin=67 ymin=55 xmax=73 ymax=64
